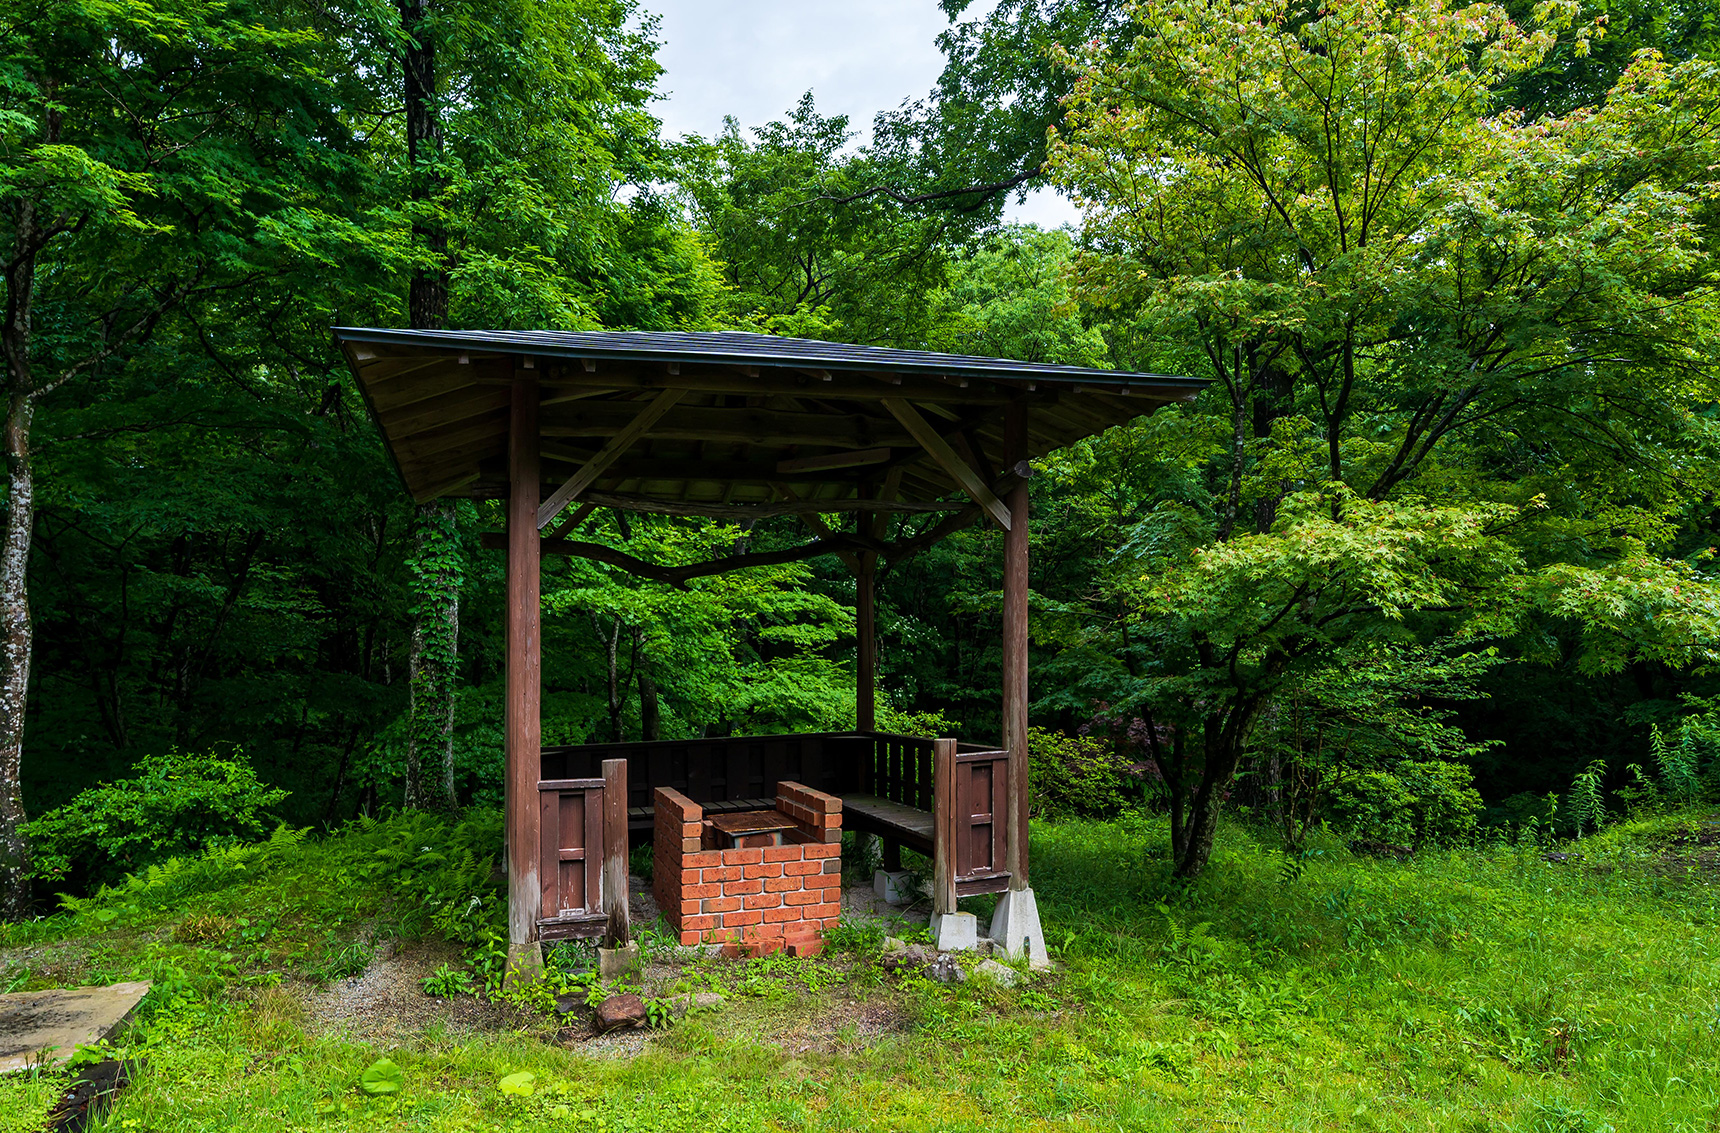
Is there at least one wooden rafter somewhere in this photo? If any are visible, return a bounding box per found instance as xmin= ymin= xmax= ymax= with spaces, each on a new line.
xmin=537 ymin=388 xmax=686 ymax=529
xmin=882 ymin=398 xmax=1012 ymax=529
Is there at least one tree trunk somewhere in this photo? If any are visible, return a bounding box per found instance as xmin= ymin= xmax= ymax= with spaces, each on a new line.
xmin=0 ymin=390 xmax=33 ymax=913
xmin=400 ymin=0 xmax=447 ymax=330
xmin=1172 ymin=712 xmax=1252 ymax=879
xmin=403 ymin=498 xmax=460 ymax=811
xmin=397 ymin=0 xmax=458 ymax=811
xmin=638 ymin=668 xmax=660 ymax=742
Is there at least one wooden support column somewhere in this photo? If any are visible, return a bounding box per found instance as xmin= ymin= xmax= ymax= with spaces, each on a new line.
xmin=856 ymin=468 xmax=896 ymax=736
xmin=932 ymin=737 xmax=957 ymax=919
xmin=601 ymin=758 xmax=631 ymax=947
xmin=505 ymin=376 xmax=544 ymax=982
xmin=1001 ymin=399 xmax=1030 ymax=891
xmin=856 ymin=555 xmax=877 ymax=732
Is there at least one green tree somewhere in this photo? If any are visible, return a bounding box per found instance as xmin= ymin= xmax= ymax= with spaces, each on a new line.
xmin=0 ymin=0 xmax=397 ymax=913
xmin=541 ymin=514 xmax=857 ymax=742
xmin=1045 ymin=0 xmax=1720 ymax=876
xmin=678 ymin=94 xmax=951 ymax=346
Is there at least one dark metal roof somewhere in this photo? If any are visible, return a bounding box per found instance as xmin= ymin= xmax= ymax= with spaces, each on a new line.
xmin=332 ymin=327 xmax=1205 ymax=392
xmin=334 ymin=326 xmax=1206 ymax=509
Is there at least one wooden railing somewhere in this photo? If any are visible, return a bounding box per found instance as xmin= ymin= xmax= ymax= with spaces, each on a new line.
xmin=539 ymin=732 xmax=1014 ymax=905
xmin=542 ymin=732 xmax=869 ymax=817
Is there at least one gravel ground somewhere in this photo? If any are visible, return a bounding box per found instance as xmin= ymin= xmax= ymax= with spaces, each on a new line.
xmin=304 ymin=942 xmax=511 ymax=1043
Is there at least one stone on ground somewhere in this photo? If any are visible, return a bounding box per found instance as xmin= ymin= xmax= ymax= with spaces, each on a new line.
xmin=0 ymin=981 xmax=151 ymax=1073
xmin=665 ymin=992 xmax=725 ymax=1017
xmin=593 ymin=993 xmax=648 ymax=1033
xmin=973 ymin=958 xmax=1020 ymax=987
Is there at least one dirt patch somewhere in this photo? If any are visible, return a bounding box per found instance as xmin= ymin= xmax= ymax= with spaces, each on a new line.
xmin=767 ymin=995 xmax=913 ymax=1055
xmin=301 ymin=943 xmax=511 ymax=1043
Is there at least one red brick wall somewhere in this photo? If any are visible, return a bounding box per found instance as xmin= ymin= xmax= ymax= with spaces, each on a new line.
xmin=653 ymin=783 xmax=843 ymax=952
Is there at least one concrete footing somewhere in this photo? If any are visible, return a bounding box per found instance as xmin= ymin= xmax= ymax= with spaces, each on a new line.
xmin=598 ymin=941 xmax=641 ymax=983
xmin=873 ymin=869 xmax=915 ymax=906
xmin=504 ymin=940 xmax=544 ymax=987
xmin=932 ymin=910 xmax=978 ymax=952
xmin=989 ymin=887 xmax=1050 ymax=968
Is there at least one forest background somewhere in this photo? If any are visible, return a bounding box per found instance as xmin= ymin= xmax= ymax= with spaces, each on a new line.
xmin=4 ymin=0 xmax=1720 ymax=902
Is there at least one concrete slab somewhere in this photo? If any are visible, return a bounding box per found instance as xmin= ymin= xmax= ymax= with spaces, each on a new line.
xmin=0 ymin=981 xmax=151 ymax=1073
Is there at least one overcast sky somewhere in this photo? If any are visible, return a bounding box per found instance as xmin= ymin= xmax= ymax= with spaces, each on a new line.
xmin=640 ymin=0 xmax=1079 ymax=229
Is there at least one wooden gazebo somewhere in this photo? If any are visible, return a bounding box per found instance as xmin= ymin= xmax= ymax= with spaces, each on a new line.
xmin=335 ymin=328 xmax=1201 ymax=971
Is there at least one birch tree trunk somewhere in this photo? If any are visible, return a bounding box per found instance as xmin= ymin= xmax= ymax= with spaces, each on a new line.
xmin=0 ymin=389 xmax=34 ymax=915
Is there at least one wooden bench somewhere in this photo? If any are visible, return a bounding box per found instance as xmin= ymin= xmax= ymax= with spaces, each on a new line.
xmin=842 ymin=793 xmax=935 ymax=857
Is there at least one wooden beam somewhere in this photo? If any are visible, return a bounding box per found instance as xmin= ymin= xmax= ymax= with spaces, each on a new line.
xmin=482 ymin=532 xmax=874 ymax=586
xmin=545 ymin=499 xmax=597 ymax=540
xmin=856 ymin=557 xmax=877 ymax=731
xmin=542 ymin=401 xmax=910 ymax=449
xmin=505 ymin=377 xmax=544 ymax=984
xmin=775 ymin=446 xmax=891 ymax=474
xmin=537 ymin=388 xmax=686 ymax=529
xmin=536 ymin=364 xmax=1011 ymax=404
xmin=1001 ymin=399 xmax=1030 ymax=891
xmin=573 ymin=491 xmax=964 ymax=521
xmin=882 ymin=398 xmax=1011 ymax=530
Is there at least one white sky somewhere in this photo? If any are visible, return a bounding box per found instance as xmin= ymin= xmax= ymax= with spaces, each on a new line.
xmin=640 ymin=0 xmax=1080 ymax=230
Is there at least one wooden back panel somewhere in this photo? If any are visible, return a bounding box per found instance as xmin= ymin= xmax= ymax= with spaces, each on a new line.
xmin=952 ymin=749 xmax=1009 ymax=883
xmin=538 ymin=777 xmax=603 ymax=919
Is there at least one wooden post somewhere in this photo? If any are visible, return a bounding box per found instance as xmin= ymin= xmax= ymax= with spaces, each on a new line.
xmin=601 ymin=758 xmax=631 ymax=947
xmin=856 ymin=555 xmax=877 ymax=732
xmin=505 ymin=376 xmax=543 ymax=981
xmin=932 ymin=737 xmax=957 ymax=919
xmin=1001 ymin=399 xmax=1030 ymax=891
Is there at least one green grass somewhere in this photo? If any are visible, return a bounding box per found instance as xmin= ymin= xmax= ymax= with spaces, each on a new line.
xmin=1 ymin=808 xmax=1716 ymax=1131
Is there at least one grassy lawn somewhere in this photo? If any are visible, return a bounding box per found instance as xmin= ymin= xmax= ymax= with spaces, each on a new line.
xmin=0 ymin=810 xmax=1715 ymax=1132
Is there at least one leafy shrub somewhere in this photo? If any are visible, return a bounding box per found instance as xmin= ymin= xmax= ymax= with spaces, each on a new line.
xmin=1649 ymin=714 xmax=1715 ymax=802
xmin=1567 ymin=759 xmax=1609 ymax=835
xmin=24 ymin=748 xmax=288 ymax=892
xmin=876 ymin=705 xmax=962 ymax=738
xmin=1029 ymin=727 xmax=1135 ymax=820
xmin=1322 ymin=760 xmax=1482 ymax=848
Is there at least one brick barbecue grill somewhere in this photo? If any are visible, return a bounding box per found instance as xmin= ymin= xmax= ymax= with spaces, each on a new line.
xmin=653 ymin=783 xmax=844 ymax=954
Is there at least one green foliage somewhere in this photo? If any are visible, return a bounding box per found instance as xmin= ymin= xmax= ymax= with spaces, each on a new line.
xmin=874 ymin=705 xmax=962 ymax=738
xmin=1324 ymin=761 xmax=1485 ymax=848
xmin=1568 ymin=760 xmax=1611 ymax=836
xmin=1028 ymin=0 xmax=1720 ymax=874
xmin=359 ymin=1058 xmax=405 ymax=1097
xmin=1028 ymin=728 xmax=1134 ymax=820
xmin=23 ymin=749 xmax=287 ymax=890
xmin=1649 ymin=713 xmax=1717 ymax=802
xmin=676 ymin=93 xmax=950 ymax=347
xmin=927 ymin=227 xmax=1108 ymax=366
xmin=542 ymin=513 xmax=856 ymax=742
